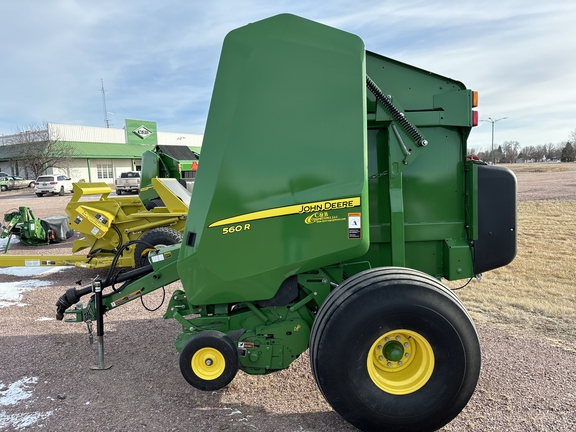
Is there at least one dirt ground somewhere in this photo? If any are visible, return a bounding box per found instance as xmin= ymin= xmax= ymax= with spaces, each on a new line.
xmin=0 ymin=163 xmax=575 ymax=431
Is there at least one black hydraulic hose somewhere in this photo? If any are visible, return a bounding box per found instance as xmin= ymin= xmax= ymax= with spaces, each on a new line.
xmin=55 ymin=264 xmax=154 ymax=320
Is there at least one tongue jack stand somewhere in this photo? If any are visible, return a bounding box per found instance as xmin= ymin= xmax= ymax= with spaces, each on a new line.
xmin=90 ymin=280 xmax=111 ymax=370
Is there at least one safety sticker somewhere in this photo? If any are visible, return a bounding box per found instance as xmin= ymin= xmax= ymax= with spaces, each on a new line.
xmin=348 ymin=213 xmax=361 ymax=239
xmin=151 ymin=253 xmax=165 ymax=263
xmin=94 ymin=213 xmax=108 ymax=225
xmin=111 ymin=290 xmax=142 ymax=308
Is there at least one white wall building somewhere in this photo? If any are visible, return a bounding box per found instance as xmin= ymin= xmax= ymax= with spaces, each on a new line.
xmin=0 ymin=122 xmax=202 ymax=182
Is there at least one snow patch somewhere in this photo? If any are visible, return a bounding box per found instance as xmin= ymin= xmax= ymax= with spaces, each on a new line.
xmin=0 ymin=266 xmax=68 ymax=308
xmin=0 ymin=377 xmax=53 ymax=430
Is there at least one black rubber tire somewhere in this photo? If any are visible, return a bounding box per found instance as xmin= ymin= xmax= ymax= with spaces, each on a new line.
xmin=116 ymin=189 xmax=122 ymax=195
xmin=179 ymin=330 xmax=239 ymax=391
xmin=145 ymin=198 xmax=164 ymax=211
xmin=309 ymin=267 xmax=481 ymax=432
xmin=1 ymin=185 xmax=6 ymax=192
xmin=28 ymin=181 xmax=35 ymax=188
xmin=58 ymin=186 xmax=65 ymax=196
xmin=133 ymin=227 xmax=182 ymax=267
xmin=36 ymin=192 xmax=43 ymax=197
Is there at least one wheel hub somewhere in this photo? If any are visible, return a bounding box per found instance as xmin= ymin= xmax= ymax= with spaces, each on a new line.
xmin=367 ymin=329 xmax=435 ymax=395
xmin=191 ymin=347 xmax=225 ymax=380
xmin=383 ymin=340 xmax=404 ymax=362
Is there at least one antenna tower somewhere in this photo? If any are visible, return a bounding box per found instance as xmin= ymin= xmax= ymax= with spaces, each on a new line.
xmin=101 ymin=78 xmax=110 ymax=128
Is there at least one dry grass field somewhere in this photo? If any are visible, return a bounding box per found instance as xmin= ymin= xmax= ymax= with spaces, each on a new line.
xmin=450 ymin=163 xmax=576 ymax=351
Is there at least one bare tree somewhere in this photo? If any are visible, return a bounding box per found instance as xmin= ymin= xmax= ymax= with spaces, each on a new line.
xmin=545 ymin=143 xmax=560 ymax=160
xmin=533 ymin=144 xmax=547 ymax=162
xmin=5 ymin=122 xmax=76 ymax=179
xmin=501 ymin=141 xmax=520 ymax=163
xmin=561 ymin=142 xmax=575 ymax=162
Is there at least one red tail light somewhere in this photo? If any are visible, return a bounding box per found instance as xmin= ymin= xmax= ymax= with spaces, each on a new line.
xmin=472 ymin=91 xmax=479 ymax=126
xmin=50 ymin=181 xmax=58 ymax=184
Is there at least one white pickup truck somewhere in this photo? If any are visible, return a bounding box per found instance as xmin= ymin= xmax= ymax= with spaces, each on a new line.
xmin=115 ymin=171 xmax=140 ymax=195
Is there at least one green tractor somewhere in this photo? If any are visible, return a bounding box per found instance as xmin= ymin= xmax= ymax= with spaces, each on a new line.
xmin=56 ymin=14 xmax=516 ymax=431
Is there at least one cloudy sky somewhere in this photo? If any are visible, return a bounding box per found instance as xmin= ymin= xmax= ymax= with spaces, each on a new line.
xmin=1 ymin=1 xmax=575 ymax=151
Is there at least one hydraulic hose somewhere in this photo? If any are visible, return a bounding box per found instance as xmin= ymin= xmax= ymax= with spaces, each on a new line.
xmin=55 ymin=264 xmax=154 ymax=320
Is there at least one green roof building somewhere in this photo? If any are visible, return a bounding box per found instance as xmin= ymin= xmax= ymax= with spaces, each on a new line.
xmin=0 ymin=121 xmax=202 ymax=182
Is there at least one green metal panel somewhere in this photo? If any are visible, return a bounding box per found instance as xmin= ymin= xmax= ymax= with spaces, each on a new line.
xmin=139 ymin=149 xmax=160 ymax=205
xmin=360 ymin=51 xmax=476 ymax=278
xmin=178 ymin=14 xmax=369 ymax=305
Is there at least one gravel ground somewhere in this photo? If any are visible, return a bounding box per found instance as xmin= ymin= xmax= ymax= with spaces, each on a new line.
xmin=1 ymin=167 xmax=575 ymax=431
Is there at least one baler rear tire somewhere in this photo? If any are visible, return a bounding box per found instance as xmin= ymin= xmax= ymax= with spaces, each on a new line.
xmin=133 ymin=227 xmax=182 ymax=268
xmin=179 ymin=330 xmax=239 ymax=391
xmin=309 ymin=267 xmax=481 ymax=432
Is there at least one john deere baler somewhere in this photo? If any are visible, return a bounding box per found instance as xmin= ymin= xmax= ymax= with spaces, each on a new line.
xmin=57 ymin=14 xmax=516 ymax=432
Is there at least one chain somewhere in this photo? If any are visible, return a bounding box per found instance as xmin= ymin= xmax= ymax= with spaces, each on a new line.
xmin=84 ymin=302 xmax=94 ymax=345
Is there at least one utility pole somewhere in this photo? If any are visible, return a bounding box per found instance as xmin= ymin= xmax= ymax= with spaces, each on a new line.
xmin=481 ymin=117 xmax=507 ymax=165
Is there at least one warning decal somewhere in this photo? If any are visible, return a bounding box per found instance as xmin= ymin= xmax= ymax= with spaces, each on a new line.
xmin=348 ymin=213 xmax=361 ymax=239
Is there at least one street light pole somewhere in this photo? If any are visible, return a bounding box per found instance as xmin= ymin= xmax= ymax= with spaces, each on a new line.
xmin=481 ymin=117 xmax=508 ymax=165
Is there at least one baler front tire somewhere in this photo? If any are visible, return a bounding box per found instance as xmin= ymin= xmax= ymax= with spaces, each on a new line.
xmin=133 ymin=227 xmax=182 ymax=268
xmin=179 ymin=330 xmax=239 ymax=391
xmin=309 ymin=267 xmax=481 ymax=432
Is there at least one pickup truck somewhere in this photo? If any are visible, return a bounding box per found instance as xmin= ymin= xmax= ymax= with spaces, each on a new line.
xmin=0 ymin=173 xmax=36 ymax=191
xmin=115 ymin=171 xmax=140 ymax=195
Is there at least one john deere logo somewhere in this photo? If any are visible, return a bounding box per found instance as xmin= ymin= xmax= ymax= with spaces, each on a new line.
xmin=132 ymin=125 xmax=153 ymax=139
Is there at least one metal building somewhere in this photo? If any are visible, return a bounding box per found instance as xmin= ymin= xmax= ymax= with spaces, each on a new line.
xmin=0 ymin=121 xmax=202 ymax=182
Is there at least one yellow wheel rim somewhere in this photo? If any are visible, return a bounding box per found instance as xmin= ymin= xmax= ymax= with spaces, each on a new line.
xmin=191 ymin=347 xmax=226 ymax=380
xmin=367 ymin=329 xmax=434 ymax=395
